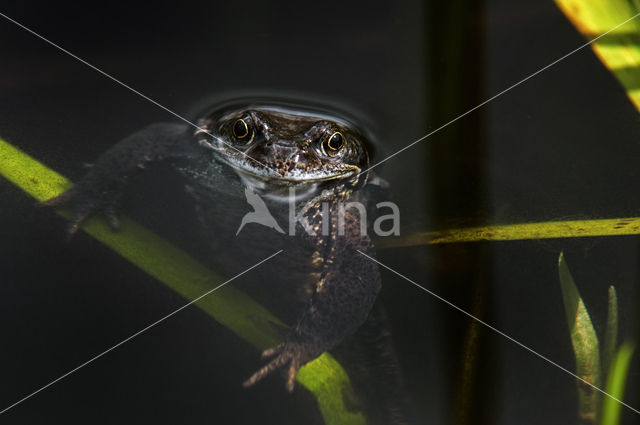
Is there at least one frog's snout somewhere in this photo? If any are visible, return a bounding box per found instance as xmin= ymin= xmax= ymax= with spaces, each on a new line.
xmin=246 ymin=140 xmax=321 ymax=176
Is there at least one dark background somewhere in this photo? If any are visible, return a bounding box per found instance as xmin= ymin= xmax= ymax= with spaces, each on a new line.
xmin=0 ymin=1 xmax=639 ymax=424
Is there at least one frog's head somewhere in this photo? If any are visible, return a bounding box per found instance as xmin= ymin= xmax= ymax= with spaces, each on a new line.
xmin=195 ymin=104 xmax=371 ymax=187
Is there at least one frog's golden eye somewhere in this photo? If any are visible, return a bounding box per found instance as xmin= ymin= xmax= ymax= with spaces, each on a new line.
xmin=322 ymin=131 xmax=344 ymax=156
xmin=233 ymin=118 xmax=250 ymax=139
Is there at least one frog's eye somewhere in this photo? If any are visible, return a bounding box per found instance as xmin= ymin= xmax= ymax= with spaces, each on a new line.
xmin=232 ymin=117 xmax=256 ymax=144
xmin=233 ymin=118 xmax=250 ymax=139
xmin=321 ymin=131 xmax=345 ymax=157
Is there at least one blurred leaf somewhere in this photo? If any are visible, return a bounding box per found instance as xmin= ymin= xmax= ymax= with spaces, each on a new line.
xmin=600 ymin=342 xmax=635 ymax=425
xmin=602 ymin=286 xmax=619 ymax=381
xmin=0 ymin=137 xmax=366 ymax=425
xmin=554 ymin=0 xmax=640 ymax=113
xmin=558 ymin=252 xmax=601 ymax=424
xmin=376 ymin=217 xmax=640 ymax=248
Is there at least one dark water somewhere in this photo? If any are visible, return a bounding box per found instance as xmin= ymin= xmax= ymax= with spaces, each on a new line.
xmin=0 ymin=1 xmax=638 ymax=424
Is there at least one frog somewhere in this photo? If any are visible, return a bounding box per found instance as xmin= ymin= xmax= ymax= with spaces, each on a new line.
xmin=43 ymin=99 xmax=414 ymax=424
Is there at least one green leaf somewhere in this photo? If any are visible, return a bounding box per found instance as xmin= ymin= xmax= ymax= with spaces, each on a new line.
xmin=600 ymin=341 xmax=636 ymax=425
xmin=558 ymin=252 xmax=601 ymax=423
xmin=554 ymin=0 xmax=640 ymax=113
xmin=376 ymin=217 xmax=640 ymax=248
xmin=0 ymin=136 xmax=366 ymax=425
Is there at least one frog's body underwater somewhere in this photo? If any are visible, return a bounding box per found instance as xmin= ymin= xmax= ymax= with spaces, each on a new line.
xmin=44 ymin=99 xmax=416 ymax=425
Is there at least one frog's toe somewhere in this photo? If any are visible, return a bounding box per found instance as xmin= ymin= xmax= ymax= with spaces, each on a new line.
xmin=260 ymin=344 xmax=284 ymax=360
xmin=284 ymin=356 xmax=302 ymax=392
xmin=243 ymin=343 xmax=310 ymax=392
xmin=103 ymin=206 xmax=120 ymax=231
xmin=243 ymin=350 xmax=288 ymax=389
xmin=66 ymin=205 xmax=94 ymax=236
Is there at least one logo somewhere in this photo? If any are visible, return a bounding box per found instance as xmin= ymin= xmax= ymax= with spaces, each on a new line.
xmin=236 ymin=187 xmax=286 ymax=235
xmin=236 ymin=187 xmax=400 ymax=237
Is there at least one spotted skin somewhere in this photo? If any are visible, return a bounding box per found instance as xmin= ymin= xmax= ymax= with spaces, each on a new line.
xmin=242 ymin=182 xmax=382 ymax=391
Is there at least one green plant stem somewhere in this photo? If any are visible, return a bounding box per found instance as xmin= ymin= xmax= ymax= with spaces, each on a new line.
xmin=0 ymin=136 xmax=366 ymax=425
xmin=600 ymin=342 xmax=636 ymax=425
xmin=377 ymin=218 xmax=640 ymax=248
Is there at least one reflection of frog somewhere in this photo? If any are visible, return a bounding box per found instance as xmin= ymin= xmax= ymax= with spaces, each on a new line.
xmin=45 ymin=100 xmax=413 ymax=423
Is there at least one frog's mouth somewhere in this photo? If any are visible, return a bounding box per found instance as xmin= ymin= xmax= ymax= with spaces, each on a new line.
xmin=228 ymin=158 xmax=360 ymax=184
xmin=201 ymin=139 xmax=361 ymax=184
xmin=214 ymin=152 xmax=361 ymax=202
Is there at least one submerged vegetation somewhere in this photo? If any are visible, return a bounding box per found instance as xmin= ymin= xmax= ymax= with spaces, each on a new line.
xmin=558 ymin=253 xmax=635 ymax=425
xmin=553 ymin=2 xmax=640 ymax=421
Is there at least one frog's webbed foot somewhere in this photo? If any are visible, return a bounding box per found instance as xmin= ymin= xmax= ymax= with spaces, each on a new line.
xmin=40 ymin=182 xmax=122 ymax=236
xmin=243 ymin=342 xmax=315 ymax=392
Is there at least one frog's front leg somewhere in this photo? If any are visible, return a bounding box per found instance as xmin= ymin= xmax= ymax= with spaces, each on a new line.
xmin=42 ymin=122 xmax=191 ymax=233
xmin=243 ymin=204 xmax=381 ymax=391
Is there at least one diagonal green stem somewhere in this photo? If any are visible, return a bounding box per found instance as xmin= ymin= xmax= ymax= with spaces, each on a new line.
xmin=0 ymin=137 xmax=366 ymax=425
